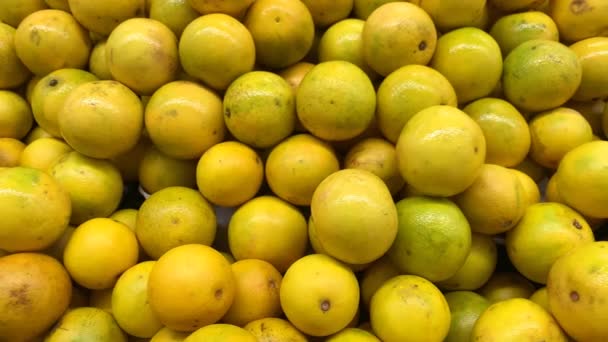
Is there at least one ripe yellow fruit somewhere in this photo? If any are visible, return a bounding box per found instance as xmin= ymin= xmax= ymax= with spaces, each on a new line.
xmin=280 ymin=254 xmax=360 ymax=337
xmin=529 ymin=287 xmax=551 ymax=313
xmin=301 ymin=0 xmax=353 ymax=28
xmin=362 ymin=2 xmax=437 ymax=76
xmin=14 ymin=9 xmax=91 ymax=76
xmin=150 ymin=327 xmax=189 ymax=342
xmin=63 ymin=218 xmax=139 ymax=290
xmin=0 ymin=0 xmax=48 ymax=28
xmin=0 ymin=167 xmax=70 ymax=252
xmin=228 ymin=196 xmax=308 ymax=273
xmin=147 ymin=244 xmax=235 ymax=332
xmin=88 ymin=40 xmax=112 ymax=80
xmin=112 ymin=261 xmax=163 ymax=338
xmin=185 ymin=324 xmax=257 ymax=342
xmin=547 ymin=241 xmax=608 ymax=341
xmin=67 ymin=0 xmax=146 ymax=35
xmin=550 ymin=0 xmax=608 ymax=43
xmin=371 ymin=275 xmax=450 ymax=342
xmin=360 ymin=257 xmax=400 ymax=309
xmin=0 ymin=253 xmax=72 ymax=341
xmin=414 ymin=0 xmax=486 ymax=32
xmin=479 ymin=272 xmax=536 ymax=303
xmin=139 ymin=144 xmax=198 ymax=194
xmin=180 ymin=14 xmax=255 ymax=90
xmin=0 ymin=138 xmax=25 ymax=167
xmin=0 ymin=23 xmax=30 ymax=89
xmin=570 ymin=37 xmax=608 ymax=102
xmin=511 ymin=169 xmax=541 ymax=208
xmin=19 ymin=138 xmax=72 ymax=172
xmin=187 ymin=0 xmax=254 ymax=19
xmin=149 ymin=0 xmax=199 ymax=38
xmin=136 ymin=186 xmax=216 ymax=260
xmin=443 ymin=291 xmax=490 ymax=342
xmin=244 ymin=317 xmax=308 ymax=342
xmin=327 ymin=328 xmax=381 ymax=342
xmin=489 ymin=11 xmax=559 ymax=56
xmin=45 ymin=307 xmax=127 ymax=342
xmin=471 ymin=298 xmax=567 ymax=341
xmin=396 ymin=105 xmax=486 ymax=197
xmin=0 ymin=91 xmax=32 ymax=140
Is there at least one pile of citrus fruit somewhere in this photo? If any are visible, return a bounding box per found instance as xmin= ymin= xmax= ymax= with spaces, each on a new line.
xmin=1 ymin=0 xmax=608 ymax=341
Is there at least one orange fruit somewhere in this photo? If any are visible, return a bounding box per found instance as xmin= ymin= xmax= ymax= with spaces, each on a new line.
xmin=67 ymin=0 xmax=146 ymax=36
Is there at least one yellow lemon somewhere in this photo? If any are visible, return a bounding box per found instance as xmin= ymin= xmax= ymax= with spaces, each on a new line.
xmin=430 ymin=27 xmax=502 ymax=105
xmin=327 ymin=328 xmax=381 ymax=342
xmin=437 ymin=233 xmax=498 ymax=291
xmin=529 ymin=287 xmax=551 ymax=313
xmin=444 ymin=291 xmax=491 ymax=342
xmin=139 ymin=144 xmax=198 ymax=194
xmin=502 ymin=39 xmax=582 ymax=112
xmin=150 ymin=327 xmax=189 ymax=342
xmin=388 ymin=196 xmax=472 ymax=282
xmin=463 ymin=98 xmax=530 ymax=167
xmin=244 ymin=0 xmax=315 ymax=69
xmin=550 ymin=0 xmax=608 ymax=43
xmin=88 ymin=40 xmax=112 ymax=80
xmin=471 ymin=298 xmax=567 ymax=341
xmin=301 ymin=0 xmax=353 ymax=28
xmin=180 ymin=13 xmax=255 ymax=90
xmin=50 ymin=151 xmax=123 ymax=224
xmin=185 ymin=324 xmax=256 ymax=342
xmin=396 ymin=105 xmax=486 ymax=197
xmin=149 ymin=0 xmax=199 ymax=37
xmin=570 ymin=37 xmax=608 ymax=102
xmin=14 ymin=9 xmax=91 ymax=76
xmin=63 ymin=218 xmax=139 ymax=290
xmin=187 ymin=0 xmax=254 ymax=19
xmin=0 ymin=138 xmax=25 ymax=167
xmin=360 ymin=257 xmax=400 ymax=309
xmin=489 ymin=11 xmax=559 ymax=56
xmin=370 ymin=275 xmax=450 ymax=342
xmin=244 ymin=317 xmax=308 ymax=342
xmin=19 ymin=138 xmax=72 ymax=172
xmin=0 ymin=0 xmax=48 ymax=28
xmin=0 ymin=23 xmax=30 ymax=89
xmin=136 ymin=186 xmax=216 ymax=260
xmin=221 ymin=259 xmax=283 ymax=326
xmin=506 ymin=202 xmax=595 ymax=284
xmin=31 ymin=68 xmax=98 ymax=137
xmin=513 ymin=156 xmax=547 ymax=183
xmin=0 ymin=167 xmax=70 ymax=252
xmin=112 ymin=261 xmax=163 ymax=338
xmin=344 ymin=137 xmax=405 ymax=196
xmin=362 ymin=2 xmax=437 ymax=76
xmin=147 ymin=244 xmax=235 ymax=332
xmin=479 ymin=272 xmax=536 ymax=303
xmin=67 ymin=0 xmax=146 ymax=35
xmin=296 ymin=60 xmax=376 ymax=141
xmin=265 ymin=133 xmax=340 ymax=206
xmin=45 ymin=307 xmax=127 ymax=342
xmin=228 ymin=196 xmax=308 ymax=273
xmin=223 ymin=71 xmax=296 ymax=149
xmin=145 ymin=81 xmax=224 ymax=159
xmin=511 ymin=169 xmax=541 ymax=208
xmin=0 ymin=90 xmax=32 ymax=140
xmin=280 ymin=254 xmax=360 ymax=337
xmin=311 ymin=169 xmax=398 ymax=265
xmin=352 ymin=0 xmax=395 ymax=20
xmin=414 ymin=0 xmax=486 ymax=33
xmin=376 ymin=64 xmax=457 ymax=143
xmin=0 ymin=253 xmax=71 ymax=341
xmin=547 ymin=241 xmax=608 ymax=341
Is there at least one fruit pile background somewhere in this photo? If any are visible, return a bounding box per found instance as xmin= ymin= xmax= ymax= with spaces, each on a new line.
xmin=1 ymin=0 xmax=608 ymax=341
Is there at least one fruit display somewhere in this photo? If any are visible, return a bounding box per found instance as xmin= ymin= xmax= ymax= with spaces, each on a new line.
xmin=2 ymin=0 xmax=608 ymax=341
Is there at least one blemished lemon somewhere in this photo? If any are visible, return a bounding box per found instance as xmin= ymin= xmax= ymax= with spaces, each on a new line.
xmin=88 ymin=40 xmax=112 ymax=80
xmin=0 ymin=167 xmax=71 ymax=252
xmin=228 ymin=196 xmax=308 ymax=273
xmin=196 ymin=141 xmax=264 ymax=207
xmin=414 ymin=0 xmax=486 ymax=33
xmin=362 ymin=2 xmax=437 ymax=76
xmin=139 ymin=144 xmax=198 ymax=194
xmin=296 ymin=60 xmax=376 ymax=142
xmin=179 ymin=13 xmax=255 ymax=90
xmin=244 ymin=0 xmax=315 ymax=69
xmin=31 ymin=68 xmax=98 ymax=137
xmin=430 ymin=27 xmax=502 ymax=105
xmin=150 ymin=327 xmax=189 ymax=342
xmin=265 ymin=133 xmax=340 ymax=206
xmin=0 ymin=0 xmax=48 ymax=28
xmin=19 ymin=137 xmax=72 ymax=172
xmin=326 ymin=328 xmax=381 ymax=342
xmin=63 ymin=218 xmax=139 ymax=290
xmin=455 ymin=164 xmax=526 ymax=235
xmin=112 ymin=261 xmax=163 ymax=338
xmin=463 ymin=97 xmax=530 ymax=167
xmin=436 ymin=233 xmax=497 ymax=291
xmin=388 ymin=196 xmax=472 ymax=282
xmin=489 ymin=11 xmax=559 ymax=57
xmin=529 ymin=287 xmax=551 ymax=313
xmin=14 ymin=9 xmax=91 ymax=76
xmin=223 ymin=71 xmax=296 ymax=149
xmin=529 ymin=107 xmax=593 ymax=169
xmin=0 ymin=91 xmax=32 ymax=140
xmin=471 ymin=298 xmax=568 ymax=341
xmin=147 ymin=244 xmax=235 ymax=332
xmin=187 ymin=0 xmax=254 ymax=19
xmin=511 ymin=169 xmax=541 ymax=208
xmin=0 ymin=138 xmax=25 ymax=167
xmin=376 ymin=64 xmax=457 ymax=144
xmin=311 ymin=169 xmax=398 ymax=265
xmin=360 ymin=257 xmax=400 ymax=309
xmin=371 ymin=275 xmax=450 ymax=342
xmin=44 ymin=307 xmax=127 ymax=342
xmin=396 ymin=105 xmax=486 ymax=197
xmin=570 ymin=37 xmax=608 ymax=102
xmin=301 ymin=0 xmax=353 ymax=28
xmin=280 ymin=254 xmax=360 ymax=337
xmin=67 ymin=0 xmax=145 ymax=35
xmin=106 ymin=18 xmax=178 ymax=95
xmin=0 ymin=23 xmax=31 ymax=89
xmin=444 ymin=291 xmax=490 ymax=342
xmin=479 ymin=272 xmax=536 ymax=304
xmin=506 ymin=202 xmax=595 ymax=284
xmin=58 ymin=80 xmax=144 ymax=159
xmin=550 ymin=0 xmax=608 ymax=43
xmin=145 ymin=81 xmax=224 ymax=160
xmin=136 ymin=186 xmax=216 ymax=260
xmin=502 ymin=39 xmax=582 ymax=112
xmin=185 ymin=324 xmax=257 ymax=342
xmin=547 ymin=241 xmax=608 ymax=341
xmin=149 ymin=0 xmax=201 ymax=37
xmin=0 ymin=253 xmax=72 ymax=341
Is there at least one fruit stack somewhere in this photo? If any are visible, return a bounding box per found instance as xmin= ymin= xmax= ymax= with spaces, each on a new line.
xmin=1 ymin=0 xmax=608 ymax=341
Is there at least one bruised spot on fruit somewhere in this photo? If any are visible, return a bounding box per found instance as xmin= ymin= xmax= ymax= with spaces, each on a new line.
xmin=225 ymin=107 xmax=231 ymax=118
xmin=171 ymin=217 xmax=180 ymax=224
xmin=215 ymin=288 xmax=223 ymax=299
xmin=573 ymin=219 xmax=583 ymax=229
xmin=320 ymin=299 xmax=331 ymax=312
xmin=268 ymin=279 xmax=277 ymax=290
xmin=30 ymin=29 xmax=41 ymax=46
xmin=570 ymin=290 xmax=580 ymax=302
xmin=418 ymin=41 xmax=427 ymax=51
xmin=274 ymin=98 xmax=281 ymax=107
xmin=274 ymin=16 xmax=281 ymax=23
xmin=261 ymin=322 xmax=267 ymax=331
xmin=570 ymin=0 xmax=593 ymax=14
xmin=48 ymin=79 xmax=58 ymax=87
xmin=166 ymin=109 xmax=178 ymax=117
xmin=10 ymin=284 xmax=31 ymax=307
